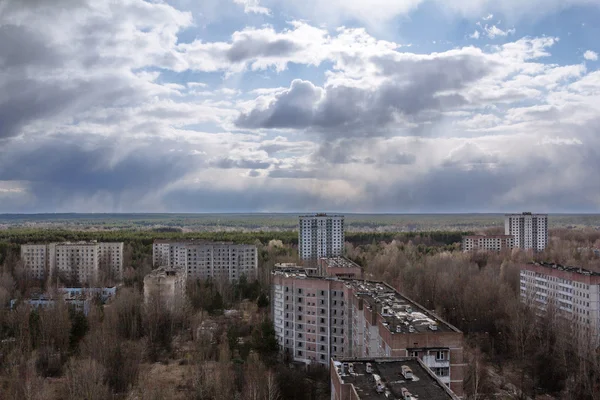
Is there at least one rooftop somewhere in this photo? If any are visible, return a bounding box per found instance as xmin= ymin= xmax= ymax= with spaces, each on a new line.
xmin=505 ymin=212 xmax=547 ymax=216
xmin=464 ymin=235 xmax=514 ymax=239
xmin=321 ymin=257 xmax=362 ymax=269
xmin=299 ymin=214 xmax=344 ymax=218
xmin=333 ymin=358 xmax=458 ymax=400
xmin=154 ymin=239 xmax=234 ymax=245
xmin=348 ymin=281 xmax=458 ymax=334
xmin=271 ymin=271 xmax=458 ymax=334
xmin=526 ymin=261 xmax=600 ymax=277
xmin=145 ymin=266 xmax=186 ymax=279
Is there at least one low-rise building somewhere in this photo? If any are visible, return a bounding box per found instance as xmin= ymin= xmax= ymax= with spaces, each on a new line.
xmin=462 ymin=235 xmax=515 ymax=252
xmin=152 ymin=240 xmax=258 ymax=281
xmin=520 ymin=261 xmax=600 ymax=343
xmin=271 ymin=270 xmax=464 ymax=396
xmin=60 ymin=287 xmax=117 ymax=303
xmin=331 ymin=358 xmax=459 ymax=400
xmin=10 ymin=297 xmax=91 ymax=316
xmin=143 ymin=267 xmax=187 ymax=311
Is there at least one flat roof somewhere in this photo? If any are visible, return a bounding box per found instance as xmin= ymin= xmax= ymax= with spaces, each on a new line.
xmin=525 ymin=261 xmax=600 ymax=277
xmin=299 ymin=214 xmax=345 ymax=218
xmin=145 ymin=267 xmax=186 ymax=279
xmin=320 ymin=257 xmax=362 ymax=269
xmin=464 ymin=235 xmax=514 ymax=239
xmin=505 ymin=212 xmax=547 ymax=216
xmin=271 ymin=271 xmax=459 ymax=334
xmin=334 ymin=358 xmax=457 ymax=400
xmin=349 ymin=281 xmax=458 ymax=334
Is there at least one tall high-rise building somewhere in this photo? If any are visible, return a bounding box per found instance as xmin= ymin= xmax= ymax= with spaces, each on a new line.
xmin=152 ymin=240 xmax=258 ymax=281
xmin=299 ymin=214 xmax=344 ymax=266
xmin=271 ymin=268 xmax=465 ymax=396
xmin=505 ymin=212 xmax=548 ymax=252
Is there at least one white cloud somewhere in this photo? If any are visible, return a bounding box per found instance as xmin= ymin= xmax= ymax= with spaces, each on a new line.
xmin=233 ymin=0 xmax=271 ymax=15
xmin=470 ymin=30 xmax=481 ymax=39
xmin=584 ymin=50 xmax=598 ymax=61
xmin=483 ymin=13 xmax=494 ymax=20
xmin=484 ymin=24 xmax=516 ymax=39
xmin=2 ymin=2 xmax=600 ymax=212
xmin=259 ymin=0 xmax=600 ymax=29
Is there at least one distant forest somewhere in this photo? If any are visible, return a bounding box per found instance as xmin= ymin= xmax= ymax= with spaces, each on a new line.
xmin=0 ymin=213 xmax=599 ymax=232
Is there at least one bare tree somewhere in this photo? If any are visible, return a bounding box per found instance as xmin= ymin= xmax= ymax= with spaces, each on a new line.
xmin=65 ymin=358 xmax=110 ymax=400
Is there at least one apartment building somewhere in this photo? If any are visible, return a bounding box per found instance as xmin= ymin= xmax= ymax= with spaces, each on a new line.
xmin=505 ymin=212 xmax=548 ymax=251
xmin=20 ymin=244 xmax=49 ymax=280
xmin=462 ymin=235 xmax=515 ymax=252
xmin=330 ymin=358 xmax=459 ymax=400
xmin=152 ymin=240 xmax=258 ymax=281
xmin=520 ymin=262 xmax=600 ymax=343
xmin=271 ymin=270 xmax=464 ymax=396
xmin=144 ymin=267 xmax=187 ymax=311
xmin=21 ymin=242 xmax=123 ymax=283
xmin=299 ymin=214 xmax=345 ymax=267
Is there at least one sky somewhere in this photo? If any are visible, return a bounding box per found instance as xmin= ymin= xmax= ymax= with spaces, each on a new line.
xmin=1 ymin=0 xmax=600 ymax=213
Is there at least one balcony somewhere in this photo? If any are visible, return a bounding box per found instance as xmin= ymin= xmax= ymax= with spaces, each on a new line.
xmin=422 ymin=355 xmax=450 ymax=369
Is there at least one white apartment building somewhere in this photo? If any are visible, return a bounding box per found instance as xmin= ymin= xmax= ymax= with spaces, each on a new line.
xmin=20 ymin=244 xmax=49 ymax=280
xmin=299 ymin=214 xmax=345 ymax=267
xmin=520 ymin=262 xmax=600 ymax=343
xmin=271 ymin=269 xmax=465 ymax=397
xmin=505 ymin=212 xmax=548 ymax=252
xmin=462 ymin=235 xmax=515 ymax=252
xmin=21 ymin=242 xmax=123 ymax=283
xmin=152 ymin=240 xmax=258 ymax=281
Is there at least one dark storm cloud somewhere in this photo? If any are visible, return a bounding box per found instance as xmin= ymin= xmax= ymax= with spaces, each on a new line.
xmin=0 ymin=25 xmax=64 ymax=69
xmin=0 ymin=74 xmax=152 ymax=139
xmin=384 ymin=153 xmax=416 ymax=165
xmin=268 ymin=168 xmax=319 ymax=179
xmin=366 ymin=141 xmax=600 ymax=213
xmin=311 ymin=139 xmax=416 ymax=165
xmin=0 ymin=137 xmax=197 ymax=211
xmin=162 ymin=184 xmax=328 ymax=212
xmin=210 ymin=158 xmax=271 ymax=169
xmin=226 ymin=38 xmax=301 ymax=62
xmin=235 ymin=52 xmax=496 ymax=136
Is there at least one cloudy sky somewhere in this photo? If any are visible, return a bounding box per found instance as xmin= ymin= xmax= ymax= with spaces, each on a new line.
xmin=1 ymin=0 xmax=599 ymax=213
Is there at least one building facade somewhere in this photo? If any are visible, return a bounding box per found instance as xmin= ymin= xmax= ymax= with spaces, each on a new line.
xmin=505 ymin=212 xmax=548 ymax=251
xmin=271 ymin=270 xmax=464 ymax=396
xmin=462 ymin=235 xmax=515 ymax=252
xmin=299 ymin=214 xmax=345 ymax=267
xmin=21 ymin=242 xmax=123 ymax=283
xmin=330 ymin=358 xmax=459 ymax=400
xmin=520 ymin=262 xmax=600 ymax=343
xmin=144 ymin=267 xmax=187 ymax=311
xmin=152 ymin=240 xmax=258 ymax=281
xmin=20 ymin=244 xmax=49 ymax=280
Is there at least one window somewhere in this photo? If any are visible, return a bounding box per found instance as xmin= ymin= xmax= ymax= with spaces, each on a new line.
xmin=436 ymin=351 xmax=446 ymax=361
